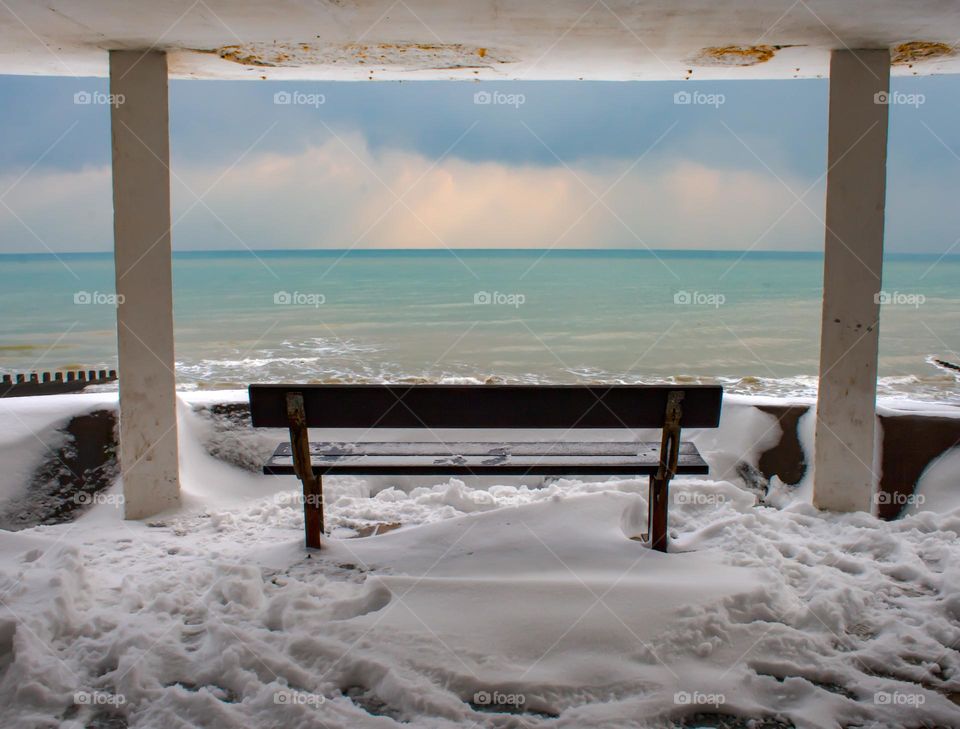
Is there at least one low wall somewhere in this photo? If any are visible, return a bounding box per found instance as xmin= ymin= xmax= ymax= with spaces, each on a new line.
xmin=755 ymin=403 xmax=960 ymax=518
xmin=5 ymin=398 xmax=958 ymax=528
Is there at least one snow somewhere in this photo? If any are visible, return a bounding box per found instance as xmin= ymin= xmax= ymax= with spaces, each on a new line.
xmin=0 ymin=392 xmax=118 ymax=504
xmin=912 ymin=448 xmax=960 ymax=516
xmin=0 ymin=392 xmax=958 ymax=728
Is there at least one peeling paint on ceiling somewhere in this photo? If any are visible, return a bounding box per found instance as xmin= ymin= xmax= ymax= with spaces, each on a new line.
xmin=891 ymin=41 xmax=956 ymax=66
xmin=692 ymin=45 xmax=781 ymax=67
xmin=208 ymin=41 xmax=510 ymax=70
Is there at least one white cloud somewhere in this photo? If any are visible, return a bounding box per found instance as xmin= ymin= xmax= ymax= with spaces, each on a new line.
xmin=175 ymin=133 xmax=827 ymax=251
xmin=0 ymin=164 xmax=112 ymax=253
xmin=0 ymin=132 xmax=880 ymax=254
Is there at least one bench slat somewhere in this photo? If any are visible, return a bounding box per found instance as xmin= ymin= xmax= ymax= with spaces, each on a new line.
xmin=249 ymin=384 xmax=723 ymax=429
xmin=263 ymin=440 xmax=709 ymax=476
xmin=271 ymin=441 xmax=701 ymax=457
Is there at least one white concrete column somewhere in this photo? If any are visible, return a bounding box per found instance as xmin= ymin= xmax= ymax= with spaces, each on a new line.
xmin=110 ymin=50 xmax=180 ymax=518
xmin=813 ymin=49 xmax=890 ymax=512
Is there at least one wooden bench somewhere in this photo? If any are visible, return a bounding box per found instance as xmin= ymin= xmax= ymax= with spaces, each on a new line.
xmin=248 ymin=384 xmax=723 ymax=552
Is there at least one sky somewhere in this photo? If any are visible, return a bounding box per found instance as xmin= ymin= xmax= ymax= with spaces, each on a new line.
xmin=0 ymin=74 xmax=959 ymax=254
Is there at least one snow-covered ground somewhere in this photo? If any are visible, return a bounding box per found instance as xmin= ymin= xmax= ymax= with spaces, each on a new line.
xmin=0 ymin=392 xmax=959 ymax=728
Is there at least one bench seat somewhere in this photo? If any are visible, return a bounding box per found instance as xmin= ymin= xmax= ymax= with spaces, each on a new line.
xmin=263 ymin=440 xmax=709 ymax=476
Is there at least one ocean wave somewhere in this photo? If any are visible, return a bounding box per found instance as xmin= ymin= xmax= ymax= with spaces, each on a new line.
xmin=169 ymin=344 xmax=959 ymax=403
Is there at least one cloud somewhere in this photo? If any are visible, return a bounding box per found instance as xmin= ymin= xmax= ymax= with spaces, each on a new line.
xmin=0 ymin=164 xmax=112 ymax=253
xmin=0 ymin=131 xmax=887 ymax=254
xmin=173 ymin=132 xmax=829 ymax=251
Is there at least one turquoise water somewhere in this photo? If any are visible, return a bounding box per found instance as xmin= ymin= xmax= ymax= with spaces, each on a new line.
xmin=1 ymin=249 xmax=957 ymax=400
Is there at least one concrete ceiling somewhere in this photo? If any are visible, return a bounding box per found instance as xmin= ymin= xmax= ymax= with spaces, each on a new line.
xmin=1 ymin=0 xmax=959 ymax=81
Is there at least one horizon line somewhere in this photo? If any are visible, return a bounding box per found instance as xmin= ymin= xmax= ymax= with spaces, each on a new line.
xmin=0 ymin=247 xmax=957 ymax=258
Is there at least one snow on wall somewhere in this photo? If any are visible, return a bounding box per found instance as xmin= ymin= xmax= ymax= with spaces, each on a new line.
xmin=911 ymin=447 xmax=960 ymax=516
xmin=0 ymin=393 xmax=118 ymax=506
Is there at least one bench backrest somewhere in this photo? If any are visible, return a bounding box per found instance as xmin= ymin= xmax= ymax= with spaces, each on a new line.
xmin=248 ymin=384 xmax=722 ymax=429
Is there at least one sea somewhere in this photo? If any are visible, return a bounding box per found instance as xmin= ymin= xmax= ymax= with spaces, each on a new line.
xmin=1 ymin=249 xmax=957 ymax=402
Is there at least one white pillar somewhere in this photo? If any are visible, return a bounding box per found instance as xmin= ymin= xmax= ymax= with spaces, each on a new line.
xmin=813 ymin=49 xmax=890 ymax=513
xmin=110 ymin=51 xmax=180 ymax=518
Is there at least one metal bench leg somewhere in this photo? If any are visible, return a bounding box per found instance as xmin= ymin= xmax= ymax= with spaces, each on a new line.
xmin=287 ymin=392 xmax=324 ymax=549
xmin=649 ymin=390 xmax=684 ymax=553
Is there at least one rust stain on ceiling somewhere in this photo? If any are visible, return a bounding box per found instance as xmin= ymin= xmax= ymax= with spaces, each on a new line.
xmin=692 ymin=44 xmax=781 ymax=67
xmin=891 ymin=41 xmax=955 ymax=66
xmin=207 ymin=42 xmax=509 ymax=69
